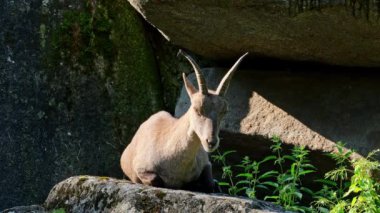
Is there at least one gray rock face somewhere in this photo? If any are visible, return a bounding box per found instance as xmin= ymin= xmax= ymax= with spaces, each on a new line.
xmin=2 ymin=205 xmax=45 ymax=213
xmin=44 ymin=176 xmax=286 ymax=213
xmin=0 ymin=0 xmax=164 ymax=210
xmin=176 ymin=68 xmax=379 ymax=160
xmin=127 ymin=0 xmax=380 ymax=67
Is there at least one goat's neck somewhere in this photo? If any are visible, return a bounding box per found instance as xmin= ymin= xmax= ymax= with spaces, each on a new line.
xmin=167 ymin=111 xmax=201 ymax=161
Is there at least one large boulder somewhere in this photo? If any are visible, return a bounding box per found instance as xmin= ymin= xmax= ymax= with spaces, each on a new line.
xmin=43 ymin=176 xmax=286 ymax=212
xmin=175 ymin=68 xmax=380 ymax=161
xmin=127 ymin=0 xmax=380 ymax=67
xmin=2 ymin=205 xmax=45 ymax=213
xmin=0 ymin=0 xmax=166 ymax=209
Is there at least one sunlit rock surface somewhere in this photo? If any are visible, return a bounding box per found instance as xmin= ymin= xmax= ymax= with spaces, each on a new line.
xmin=128 ymin=0 xmax=380 ymax=67
xmin=43 ymin=176 xmax=286 ymax=213
xmin=176 ymin=68 xmax=378 ymax=160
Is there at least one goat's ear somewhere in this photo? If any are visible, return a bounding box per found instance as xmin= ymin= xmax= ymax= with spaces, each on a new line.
xmin=183 ymin=73 xmax=197 ymax=97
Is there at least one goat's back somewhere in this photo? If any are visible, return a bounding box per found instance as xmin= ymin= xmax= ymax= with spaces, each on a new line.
xmin=120 ymin=111 xmax=175 ymax=182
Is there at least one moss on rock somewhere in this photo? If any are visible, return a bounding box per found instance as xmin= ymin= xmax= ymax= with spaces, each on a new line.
xmin=1 ymin=0 xmax=164 ymax=209
xmin=148 ymin=29 xmax=216 ymax=112
xmin=108 ymin=0 xmax=163 ymax=144
xmin=44 ymin=0 xmax=163 ymax=148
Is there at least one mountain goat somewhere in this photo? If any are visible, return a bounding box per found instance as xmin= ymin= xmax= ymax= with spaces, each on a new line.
xmin=120 ymin=50 xmax=248 ymax=192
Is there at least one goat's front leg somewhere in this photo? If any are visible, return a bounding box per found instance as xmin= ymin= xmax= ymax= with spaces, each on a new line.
xmin=136 ymin=170 xmax=165 ymax=187
xmin=199 ymin=163 xmax=215 ymax=193
xmin=183 ymin=163 xmax=215 ymax=193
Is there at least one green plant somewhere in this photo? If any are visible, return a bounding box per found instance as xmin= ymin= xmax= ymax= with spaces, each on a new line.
xmin=271 ymin=136 xmax=285 ymax=174
xmin=312 ymin=142 xmax=353 ymax=212
xmin=211 ymin=150 xmax=240 ymax=195
xmin=213 ymin=136 xmax=316 ymax=212
xmin=326 ymin=142 xmax=353 ymax=198
xmin=212 ymin=137 xmax=380 ymax=213
xmin=342 ymin=149 xmax=380 ymax=213
xmin=212 ymin=150 xmax=278 ymax=198
xmin=235 ymin=155 xmax=278 ymax=199
xmin=265 ymin=141 xmax=316 ymax=212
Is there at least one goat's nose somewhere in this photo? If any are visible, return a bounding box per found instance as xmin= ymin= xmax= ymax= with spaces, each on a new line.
xmin=207 ymin=139 xmax=217 ymax=146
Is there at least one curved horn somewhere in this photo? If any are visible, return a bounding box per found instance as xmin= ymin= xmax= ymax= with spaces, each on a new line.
xmin=216 ymin=52 xmax=249 ymax=96
xmin=178 ymin=49 xmax=208 ymax=95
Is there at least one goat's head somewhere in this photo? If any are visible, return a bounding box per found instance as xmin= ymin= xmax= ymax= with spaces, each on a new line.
xmin=179 ymin=50 xmax=248 ymax=152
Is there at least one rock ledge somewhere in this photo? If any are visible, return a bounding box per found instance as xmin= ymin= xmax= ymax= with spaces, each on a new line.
xmin=43 ymin=176 xmax=286 ymax=212
xmin=128 ymin=0 xmax=380 ymax=67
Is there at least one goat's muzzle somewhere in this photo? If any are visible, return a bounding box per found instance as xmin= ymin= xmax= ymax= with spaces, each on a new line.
xmin=205 ymin=137 xmax=219 ymax=152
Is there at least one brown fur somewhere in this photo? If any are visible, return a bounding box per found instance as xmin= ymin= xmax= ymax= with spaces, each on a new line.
xmin=120 ymin=51 xmax=248 ymax=189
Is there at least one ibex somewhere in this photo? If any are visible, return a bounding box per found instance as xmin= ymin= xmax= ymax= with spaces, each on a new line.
xmin=120 ymin=50 xmax=248 ymax=192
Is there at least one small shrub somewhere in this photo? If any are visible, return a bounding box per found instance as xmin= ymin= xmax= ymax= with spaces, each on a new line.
xmin=264 ymin=140 xmax=316 ymax=212
xmin=211 ymin=150 xmax=240 ymax=195
xmin=212 ymin=136 xmax=316 ymax=212
xmin=235 ymin=155 xmax=278 ymax=199
xmin=312 ymin=142 xmax=352 ymax=212
xmin=342 ymin=149 xmax=380 ymax=212
xmin=212 ymin=137 xmax=380 ymax=213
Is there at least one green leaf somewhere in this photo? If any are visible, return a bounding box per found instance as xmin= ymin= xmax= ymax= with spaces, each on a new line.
xmin=284 ymin=155 xmax=296 ymax=161
xmin=228 ymin=186 xmax=238 ymax=195
xmin=351 ymin=196 xmax=357 ymax=207
xmin=282 ymin=183 xmax=292 ymax=191
xmin=222 ymin=166 xmax=232 ymax=172
xmin=317 ymin=207 xmax=330 ymax=213
xmin=294 ymin=191 xmax=303 ymax=199
xmin=261 ymin=181 xmax=279 ymax=188
xmin=271 ymin=135 xmax=281 ymax=143
xmin=291 ymin=163 xmax=296 ymax=176
xmin=288 ymin=206 xmax=306 ymax=213
xmin=300 ymin=187 xmax=314 ymax=196
xmin=218 ymin=182 xmax=230 ymax=186
xmin=298 ymin=170 xmax=315 ymax=176
xmin=258 ymin=171 xmax=278 ymax=180
xmin=351 ymin=185 xmax=362 ymax=193
xmin=281 ymin=175 xmax=295 ymax=182
xmin=274 ymin=158 xmax=285 ymax=166
xmin=256 ymin=184 xmax=269 ymax=190
xmin=264 ymin=195 xmax=278 ymax=201
xmin=344 ymin=186 xmax=361 ymax=197
xmin=236 ymin=173 xmax=253 ymax=178
xmin=236 ymin=180 xmax=250 ymax=186
xmin=302 ymin=163 xmax=317 ymax=170
xmin=235 ymin=187 xmax=246 ymax=194
xmin=246 ymin=188 xmax=256 ymax=199
xmin=260 ymin=155 xmax=277 ymax=164
xmin=222 ymin=150 xmax=237 ymax=157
